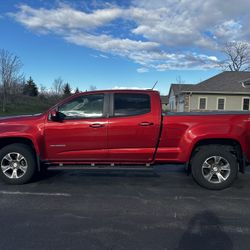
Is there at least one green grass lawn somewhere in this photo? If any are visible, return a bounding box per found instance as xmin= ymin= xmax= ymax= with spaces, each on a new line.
xmin=0 ymin=95 xmax=62 ymax=116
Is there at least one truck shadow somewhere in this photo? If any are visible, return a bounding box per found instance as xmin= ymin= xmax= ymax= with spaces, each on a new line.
xmin=38 ymin=164 xmax=186 ymax=181
xmin=41 ymin=169 xmax=161 ymax=180
xmin=177 ymin=211 xmax=233 ymax=250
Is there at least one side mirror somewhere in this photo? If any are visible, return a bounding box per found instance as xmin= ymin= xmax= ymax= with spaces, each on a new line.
xmin=50 ymin=110 xmax=66 ymax=122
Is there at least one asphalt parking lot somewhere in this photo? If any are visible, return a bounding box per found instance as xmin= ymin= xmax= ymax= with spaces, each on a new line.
xmin=0 ymin=166 xmax=250 ymax=250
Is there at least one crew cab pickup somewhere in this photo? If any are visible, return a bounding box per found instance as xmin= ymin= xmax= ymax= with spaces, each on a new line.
xmin=0 ymin=89 xmax=249 ymax=189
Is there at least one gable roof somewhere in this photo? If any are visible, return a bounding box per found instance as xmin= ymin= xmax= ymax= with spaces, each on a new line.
xmin=169 ymin=83 xmax=195 ymax=96
xmin=169 ymin=71 xmax=250 ymax=96
xmin=191 ymin=71 xmax=250 ymax=93
xmin=160 ymin=95 xmax=169 ymax=104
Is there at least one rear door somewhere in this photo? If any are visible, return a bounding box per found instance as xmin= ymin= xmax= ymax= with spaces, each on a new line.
xmin=108 ymin=92 xmax=161 ymax=163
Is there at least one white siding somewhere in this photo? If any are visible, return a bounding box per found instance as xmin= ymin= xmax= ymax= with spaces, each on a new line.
xmin=169 ymin=88 xmax=176 ymax=111
xmin=190 ymin=94 xmax=250 ymax=111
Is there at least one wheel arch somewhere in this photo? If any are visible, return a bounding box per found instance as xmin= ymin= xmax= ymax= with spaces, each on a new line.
xmin=0 ymin=137 xmax=40 ymax=171
xmin=188 ymin=138 xmax=244 ymax=173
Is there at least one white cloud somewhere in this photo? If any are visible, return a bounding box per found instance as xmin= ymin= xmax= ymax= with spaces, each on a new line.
xmin=136 ymin=68 xmax=149 ymax=73
xmin=64 ymin=33 xmax=159 ymax=54
xmin=99 ymin=54 xmax=109 ymax=59
xmin=129 ymin=0 xmax=250 ymax=49
xmin=207 ymin=56 xmax=218 ymax=62
xmin=10 ymin=4 xmax=122 ymax=32
xmin=128 ymin=0 xmax=249 ymax=67
xmin=137 ymin=67 xmax=149 ymax=73
xmin=8 ymin=0 xmax=250 ymax=71
xmin=91 ymin=53 xmax=109 ymax=59
xmin=113 ymin=86 xmax=147 ymax=90
xmin=214 ymin=20 xmax=243 ymax=41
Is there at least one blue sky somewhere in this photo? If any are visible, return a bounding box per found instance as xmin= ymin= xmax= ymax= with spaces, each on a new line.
xmin=1 ymin=0 xmax=249 ymax=94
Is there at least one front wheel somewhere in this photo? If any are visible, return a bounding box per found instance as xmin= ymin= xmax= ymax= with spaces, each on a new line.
xmin=191 ymin=145 xmax=238 ymax=190
xmin=0 ymin=143 xmax=37 ymax=184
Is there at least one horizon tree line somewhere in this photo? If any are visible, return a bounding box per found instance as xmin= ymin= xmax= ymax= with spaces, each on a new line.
xmin=1 ymin=41 xmax=250 ymax=112
xmin=0 ymin=49 xmax=97 ymax=112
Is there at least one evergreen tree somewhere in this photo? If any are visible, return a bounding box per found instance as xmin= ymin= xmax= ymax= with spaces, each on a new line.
xmin=23 ymin=77 xmax=38 ymax=96
xmin=63 ymin=83 xmax=71 ymax=96
xmin=75 ymin=87 xmax=80 ymax=94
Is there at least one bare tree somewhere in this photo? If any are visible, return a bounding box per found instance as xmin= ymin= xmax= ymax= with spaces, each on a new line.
xmin=52 ymin=77 xmax=64 ymax=95
xmin=39 ymin=84 xmax=47 ymax=94
xmin=75 ymin=87 xmax=80 ymax=94
xmin=175 ymin=75 xmax=185 ymax=84
xmin=0 ymin=49 xmax=23 ymax=112
xmin=9 ymin=76 xmax=25 ymax=95
xmin=220 ymin=41 xmax=250 ymax=71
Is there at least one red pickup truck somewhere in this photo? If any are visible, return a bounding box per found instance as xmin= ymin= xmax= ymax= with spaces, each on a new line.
xmin=0 ymin=89 xmax=249 ymax=189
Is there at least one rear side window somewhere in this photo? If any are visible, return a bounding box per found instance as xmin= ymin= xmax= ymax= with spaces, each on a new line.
xmin=114 ymin=93 xmax=151 ymax=117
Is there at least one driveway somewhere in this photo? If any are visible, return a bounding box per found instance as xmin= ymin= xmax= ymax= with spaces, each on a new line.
xmin=0 ymin=166 xmax=249 ymax=250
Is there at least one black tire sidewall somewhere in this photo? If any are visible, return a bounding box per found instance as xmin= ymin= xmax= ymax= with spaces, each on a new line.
xmin=0 ymin=144 xmax=36 ymax=184
xmin=192 ymin=146 xmax=238 ymax=190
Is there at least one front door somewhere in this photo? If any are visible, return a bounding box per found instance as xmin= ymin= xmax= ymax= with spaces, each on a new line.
xmin=44 ymin=93 xmax=108 ymax=162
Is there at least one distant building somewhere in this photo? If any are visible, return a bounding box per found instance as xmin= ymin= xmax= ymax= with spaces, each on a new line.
xmin=168 ymin=84 xmax=195 ymax=112
xmin=160 ymin=95 xmax=169 ymax=111
xmin=168 ymin=71 xmax=250 ymax=112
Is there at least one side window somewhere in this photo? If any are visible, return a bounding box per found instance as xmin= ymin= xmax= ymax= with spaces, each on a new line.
xmin=114 ymin=93 xmax=151 ymax=117
xmin=217 ymin=98 xmax=225 ymax=110
xmin=199 ymin=97 xmax=207 ymax=110
xmin=243 ymin=98 xmax=250 ymax=111
xmin=58 ymin=94 xmax=104 ymax=118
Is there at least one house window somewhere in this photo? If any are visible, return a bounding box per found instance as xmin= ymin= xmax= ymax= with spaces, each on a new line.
xmin=243 ymin=98 xmax=250 ymax=110
xmin=217 ymin=98 xmax=225 ymax=110
xmin=170 ymin=101 xmax=174 ymax=111
xmin=199 ymin=97 xmax=207 ymax=110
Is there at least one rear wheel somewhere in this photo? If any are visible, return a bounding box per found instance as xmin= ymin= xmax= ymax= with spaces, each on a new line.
xmin=0 ymin=143 xmax=36 ymax=184
xmin=191 ymin=145 xmax=238 ymax=190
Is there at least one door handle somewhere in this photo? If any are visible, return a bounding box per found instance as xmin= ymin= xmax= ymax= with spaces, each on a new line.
xmin=89 ymin=123 xmax=105 ymax=128
xmin=139 ymin=122 xmax=154 ymax=126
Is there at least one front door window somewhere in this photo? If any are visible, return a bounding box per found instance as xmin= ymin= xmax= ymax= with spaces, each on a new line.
xmin=59 ymin=94 xmax=104 ymax=118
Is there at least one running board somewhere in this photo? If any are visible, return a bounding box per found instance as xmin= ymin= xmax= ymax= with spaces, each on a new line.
xmin=47 ymin=164 xmax=153 ymax=171
xmin=47 ymin=166 xmax=153 ymax=171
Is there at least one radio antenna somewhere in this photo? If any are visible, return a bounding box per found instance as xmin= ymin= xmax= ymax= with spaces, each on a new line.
xmin=151 ymin=80 xmax=158 ymax=89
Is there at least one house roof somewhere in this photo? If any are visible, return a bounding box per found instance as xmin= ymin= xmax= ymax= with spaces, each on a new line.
xmin=191 ymin=71 xmax=250 ymax=93
xmin=169 ymin=84 xmax=195 ymax=95
xmin=160 ymin=95 xmax=169 ymax=104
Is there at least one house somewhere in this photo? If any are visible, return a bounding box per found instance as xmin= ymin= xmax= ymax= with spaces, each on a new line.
xmin=168 ymin=71 xmax=250 ymax=112
xmin=168 ymin=84 xmax=195 ymax=112
xmin=160 ymin=95 xmax=169 ymax=111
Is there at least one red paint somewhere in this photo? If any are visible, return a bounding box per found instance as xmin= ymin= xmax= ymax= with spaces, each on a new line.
xmin=0 ymin=90 xmax=249 ymax=167
xmin=44 ymin=118 xmax=108 ymax=161
xmin=107 ymin=91 xmax=161 ymax=162
xmin=157 ymin=114 xmax=250 ymax=163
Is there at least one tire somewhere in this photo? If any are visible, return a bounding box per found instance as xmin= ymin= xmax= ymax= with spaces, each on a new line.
xmin=0 ymin=143 xmax=37 ymax=184
xmin=191 ymin=145 xmax=238 ymax=190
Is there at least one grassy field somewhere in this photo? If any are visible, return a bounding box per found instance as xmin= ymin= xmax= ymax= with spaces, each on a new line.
xmin=0 ymin=95 xmax=62 ymax=116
